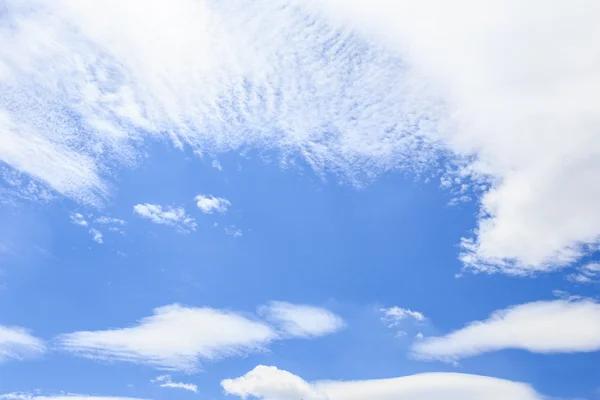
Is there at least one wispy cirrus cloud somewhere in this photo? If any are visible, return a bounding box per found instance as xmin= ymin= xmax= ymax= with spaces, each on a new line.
xmin=56 ymin=302 xmax=343 ymax=372
xmin=0 ymin=326 xmax=45 ymax=363
xmin=152 ymin=375 xmax=198 ymax=393
xmin=567 ymin=263 xmax=600 ymax=284
xmin=0 ymin=0 xmax=438 ymax=207
xmin=2 ymin=0 xmax=597 ymax=274
xmin=221 ymin=365 xmax=544 ymax=400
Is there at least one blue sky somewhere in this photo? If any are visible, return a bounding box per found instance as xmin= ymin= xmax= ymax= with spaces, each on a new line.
xmin=1 ymin=1 xmax=600 ymax=400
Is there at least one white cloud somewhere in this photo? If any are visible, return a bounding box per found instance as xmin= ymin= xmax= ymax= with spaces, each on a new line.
xmin=95 ymin=217 xmax=126 ymax=225
xmin=194 ymin=195 xmax=230 ymax=214
xmin=70 ymin=213 xmax=88 ymax=227
xmin=412 ymin=299 xmax=600 ymax=362
xmin=380 ymin=306 xmax=426 ymax=337
xmin=152 ymin=375 xmax=198 ymax=393
xmin=88 ymin=228 xmax=103 ymax=244
xmin=221 ymin=365 xmax=544 ymax=400
xmin=57 ymin=302 xmax=342 ymax=372
xmin=0 ymin=0 xmax=437 ymax=207
xmin=380 ymin=307 xmax=425 ymax=326
xmin=259 ymin=302 xmax=345 ymax=338
xmin=0 ymin=393 xmax=146 ymax=400
xmin=301 ymin=0 xmax=600 ymax=273
xmin=0 ymin=326 xmax=45 ymax=362
xmin=4 ymin=0 xmax=596 ymax=273
xmin=211 ymin=160 xmax=222 ymax=171
xmin=224 ymin=225 xmax=243 ymax=238
xmin=57 ymin=304 xmax=277 ymax=372
xmin=133 ymin=204 xmax=196 ymax=232
xmin=567 ymin=262 xmax=600 ymax=284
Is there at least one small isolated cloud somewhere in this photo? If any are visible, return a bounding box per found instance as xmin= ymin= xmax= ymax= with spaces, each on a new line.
xmin=56 ymin=304 xmax=276 ymax=372
xmin=380 ymin=307 xmax=425 ymax=326
xmin=380 ymin=307 xmax=426 ymax=337
xmin=133 ymin=204 xmax=196 ymax=232
xmin=221 ymin=365 xmax=544 ymax=400
xmin=194 ymin=195 xmax=230 ymax=214
xmin=211 ymin=160 xmax=222 ymax=171
xmin=0 ymin=393 xmax=146 ymax=400
xmin=95 ymin=217 xmax=126 ymax=225
xmin=0 ymin=326 xmax=45 ymax=362
xmin=567 ymin=263 xmax=600 ymax=284
xmin=70 ymin=213 xmax=88 ymax=227
xmin=152 ymin=375 xmax=198 ymax=393
xmin=259 ymin=302 xmax=345 ymax=338
xmin=88 ymin=228 xmax=103 ymax=244
xmin=224 ymin=225 xmax=242 ymax=238
xmin=412 ymin=299 xmax=600 ymax=362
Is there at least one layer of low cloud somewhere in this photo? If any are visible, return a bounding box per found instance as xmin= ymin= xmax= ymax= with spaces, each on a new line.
xmin=412 ymin=299 xmax=600 ymax=362
xmin=221 ymin=365 xmax=544 ymax=400
xmin=259 ymin=302 xmax=345 ymax=338
xmin=152 ymin=375 xmax=198 ymax=393
xmin=195 ymin=195 xmax=230 ymax=214
xmin=302 ymin=0 xmax=600 ymax=274
xmin=0 ymin=326 xmax=45 ymax=362
xmin=133 ymin=204 xmax=196 ymax=232
xmin=57 ymin=302 xmax=343 ymax=372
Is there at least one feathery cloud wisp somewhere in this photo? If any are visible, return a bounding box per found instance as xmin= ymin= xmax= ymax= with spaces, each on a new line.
xmin=0 ymin=326 xmax=45 ymax=362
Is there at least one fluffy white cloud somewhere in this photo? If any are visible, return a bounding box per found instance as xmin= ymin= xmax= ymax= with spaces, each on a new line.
xmin=0 ymin=394 xmax=145 ymax=400
xmin=152 ymin=375 xmax=198 ymax=393
xmin=301 ymin=0 xmax=600 ymax=273
xmin=0 ymin=326 xmax=45 ymax=362
xmin=412 ymin=299 xmax=600 ymax=362
xmin=57 ymin=302 xmax=341 ymax=372
xmin=221 ymin=365 xmax=544 ymax=400
xmin=133 ymin=204 xmax=196 ymax=232
xmin=57 ymin=304 xmax=277 ymax=372
xmin=195 ymin=195 xmax=230 ymax=214
xmin=259 ymin=302 xmax=345 ymax=338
